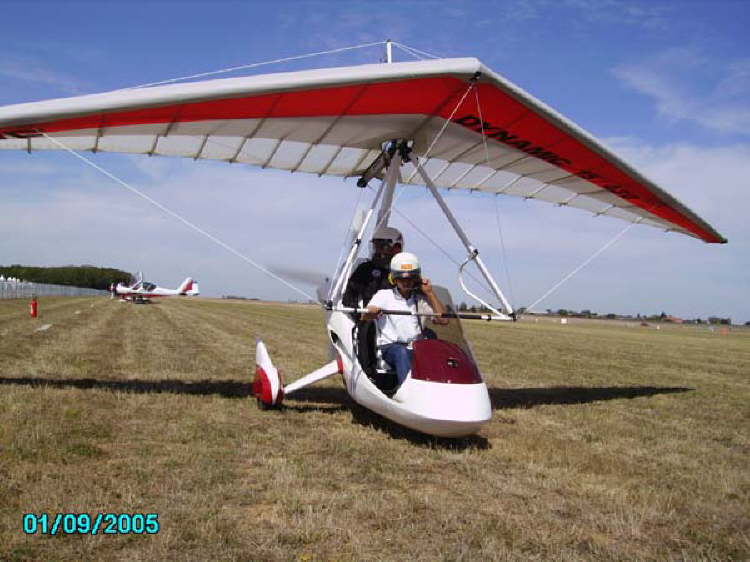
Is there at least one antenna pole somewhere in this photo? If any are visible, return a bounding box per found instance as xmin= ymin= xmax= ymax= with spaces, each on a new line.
xmin=386 ymin=39 xmax=392 ymax=63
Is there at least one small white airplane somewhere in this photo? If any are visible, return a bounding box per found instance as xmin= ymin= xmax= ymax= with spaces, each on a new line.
xmin=0 ymin=41 xmax=724 ymax=437
xmin=114 ymin=272 xmax=199 ymax=303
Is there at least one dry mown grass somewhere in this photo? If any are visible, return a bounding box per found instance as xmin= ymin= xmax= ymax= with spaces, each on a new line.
xmin=0 ymin=296 xmax=748 ymax=560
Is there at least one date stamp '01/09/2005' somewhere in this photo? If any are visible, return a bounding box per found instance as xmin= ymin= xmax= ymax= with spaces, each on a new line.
xmin=22 ymin=513 xmax=159 ymax=536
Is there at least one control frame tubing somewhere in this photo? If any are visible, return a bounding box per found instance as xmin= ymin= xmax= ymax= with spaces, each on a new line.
xmin=415 ymin=161 xmax=473 ymax=249
xmin=414 ymin=160 xmax=514 ymax=315
xmin=473 ymin=253 xmax=514 ymax=314
xmin=332 ymin=305 xmax=511 ymax=322
xmin=458 ymin=258 xmax=507 ymax=318
xmin=329 ymin=180 xmax=387 ymax=303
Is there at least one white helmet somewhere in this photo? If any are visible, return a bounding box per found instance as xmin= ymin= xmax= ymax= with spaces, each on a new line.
xmin=390 ymin=252 xmax=421 ymax=280
xmin=372 ymin=226 xmax=403 ymax=246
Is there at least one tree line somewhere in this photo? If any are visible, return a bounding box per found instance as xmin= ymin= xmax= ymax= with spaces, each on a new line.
xmin=0 ymin=265 xmax=131 ymax=291
xmin=454 ymin=302 xmax=734 ymax=325
xmin=542 ymin=308 xmax=732 ymax=325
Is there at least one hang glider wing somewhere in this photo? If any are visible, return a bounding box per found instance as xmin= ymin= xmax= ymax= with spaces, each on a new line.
xmin=0 ymin=58 xmax=725 ymax=243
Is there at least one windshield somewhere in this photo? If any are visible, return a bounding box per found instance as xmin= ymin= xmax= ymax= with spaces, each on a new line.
xmin=421 ymin=285 xmax=476 ymax=363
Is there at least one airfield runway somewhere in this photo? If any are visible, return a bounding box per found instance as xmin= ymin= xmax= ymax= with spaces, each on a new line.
xmin=1 ymin=296 xmax=748 ymax=559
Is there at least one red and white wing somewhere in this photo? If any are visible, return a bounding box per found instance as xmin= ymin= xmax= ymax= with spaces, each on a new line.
xmin=0 ymin=57 xmax=724 ymax=243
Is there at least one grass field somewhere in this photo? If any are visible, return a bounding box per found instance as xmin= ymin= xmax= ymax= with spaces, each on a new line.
xmin=1 ymin=296 xmax=748 ymax=560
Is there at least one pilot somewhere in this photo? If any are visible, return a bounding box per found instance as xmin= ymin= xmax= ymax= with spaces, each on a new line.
xmin=363 ymin=252 xmax=448 ymax=387
xmin=342 ymin=226 xmax=403 ymax=309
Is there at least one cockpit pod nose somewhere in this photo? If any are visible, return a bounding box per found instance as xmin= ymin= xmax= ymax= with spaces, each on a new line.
xmin=410 ymin=339 xmax=482 ymax=384
xmin=391 ymin=339 xmax=492 ymax=437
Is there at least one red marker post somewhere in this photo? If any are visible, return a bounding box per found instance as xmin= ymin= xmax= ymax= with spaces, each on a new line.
xmin=29 ymin=296 xmax=38 ymax=318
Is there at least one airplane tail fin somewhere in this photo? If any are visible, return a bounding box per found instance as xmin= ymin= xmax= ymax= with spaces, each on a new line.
xmin=177 ymin=277 xmax=195 ymax=295
xmin=253 ymin=339 xmax=284 ymax=408
xmin=186 ymin=281 xmax=200 ymax=296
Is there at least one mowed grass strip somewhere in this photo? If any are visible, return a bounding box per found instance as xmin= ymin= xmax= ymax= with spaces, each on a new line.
xmin=0 ymin=297 xmax=748 ymax=560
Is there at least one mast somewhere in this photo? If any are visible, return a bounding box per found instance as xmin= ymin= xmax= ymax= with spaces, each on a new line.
xmin=376 ymin=144 xmax=401 ymax=228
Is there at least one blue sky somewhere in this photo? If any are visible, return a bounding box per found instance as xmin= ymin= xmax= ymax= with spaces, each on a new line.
xmin=1 ymin=0 xmax=748 ymax=322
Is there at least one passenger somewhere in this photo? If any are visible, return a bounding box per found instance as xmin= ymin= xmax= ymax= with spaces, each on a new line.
xmin=363 ymin=252 xmax=448 ymax=387
xmin=342 ymin=226 xmax=403 ymax=309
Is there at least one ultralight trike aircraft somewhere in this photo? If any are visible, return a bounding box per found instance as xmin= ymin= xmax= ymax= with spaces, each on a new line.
xmin=0 ymin=42 xmax=725 ymax=437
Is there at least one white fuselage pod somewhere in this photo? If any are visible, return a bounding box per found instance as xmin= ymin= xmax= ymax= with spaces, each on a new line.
xmin=326 ymin=311 xmax=492 ymax=438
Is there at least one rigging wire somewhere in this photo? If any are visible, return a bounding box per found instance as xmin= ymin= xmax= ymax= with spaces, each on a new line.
xmin=39 ymin=132 xmax=317 ymax=302
xmin=391 ymin=42 xmax=442 ymax=60
xmin=525 ymin=220 xmax=638 ymax=312
xmin=391 ymin=43 xmax=427 ymax=61
xmin=473 ymin=86 xmax=516 ymax=308
xmin=124 ymin=41 xmax=387 ymax=90
xmin=493 ymin=196 xmax=516 ymax=307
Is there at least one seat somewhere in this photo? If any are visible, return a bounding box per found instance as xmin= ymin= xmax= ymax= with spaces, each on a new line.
xmin=354 ymin=320 xmax=398 ymax=395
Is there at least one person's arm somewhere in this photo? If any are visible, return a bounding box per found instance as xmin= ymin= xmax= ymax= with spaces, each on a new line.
xmin=420 ymin=278 xmax=449 ymax=325
xmin=362 ymin=305 xmax=381 ymax=321
xmin=362 ymin=291 xmax=384 ymax=321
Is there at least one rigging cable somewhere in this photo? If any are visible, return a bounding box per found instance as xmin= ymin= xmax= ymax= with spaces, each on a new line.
xmin=474 ymin=86 xmax=516 ymax=309
xmin=391 ymin=43 xmax=426 ymax=60
xmin=525 ymin=220 xmax=639 ymax=312
xmin=494 ymin=196 xmax=516 ymax=308
xmin=391 ymin=42 xmax=442 ymax=60
xmin=124 ymin=41 xmax=388 ymax=89
xmin=39 ymin=132 xmax=317 ymax=302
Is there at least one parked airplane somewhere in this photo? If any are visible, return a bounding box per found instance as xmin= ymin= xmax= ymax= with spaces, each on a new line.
xmin=114 ymin=273 xmax=199 ymax=303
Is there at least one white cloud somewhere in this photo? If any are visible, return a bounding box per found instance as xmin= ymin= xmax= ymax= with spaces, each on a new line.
xmin=0 ymin=54 xmax=86 ymax=95
xmin=563 ymin=0 xmax=670 ymax=30
xmin=613 ymin=48 xmax=750 ymax=135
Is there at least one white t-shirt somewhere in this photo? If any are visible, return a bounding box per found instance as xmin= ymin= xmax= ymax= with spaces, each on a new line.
xmin=368 ymin=288 xmax=431 ymax=347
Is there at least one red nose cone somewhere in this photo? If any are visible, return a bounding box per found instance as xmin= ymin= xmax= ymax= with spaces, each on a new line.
xmin=252 ymin=366 xmax=283 ymax=406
